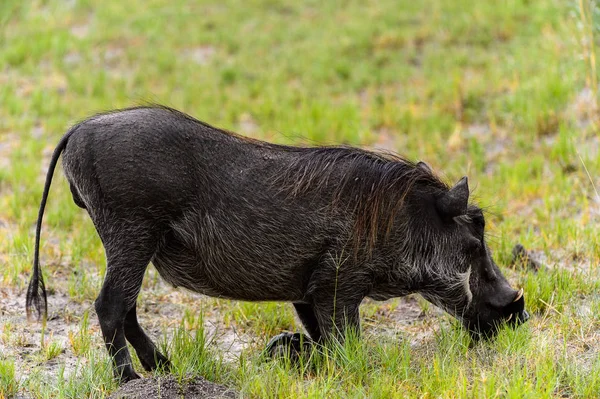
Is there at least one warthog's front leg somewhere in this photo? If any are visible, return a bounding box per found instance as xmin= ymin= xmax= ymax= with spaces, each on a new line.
xmin=265 ymin=332 xmax=313 ymax=363
xmin=265 ymin=303 xmax=317 ymax=362
xmin=293 ymin=303 xmax=321 ymax=342
xmin=266 ymin=262 xmax=368 ymax=361
xmin=313 ymin=299 xmax=362 ymax=345
xmin=309 ymin=262 xmax=368 ymax=345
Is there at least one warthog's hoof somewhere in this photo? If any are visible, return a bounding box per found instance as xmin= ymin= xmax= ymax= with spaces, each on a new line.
xmin=265 ymin=332 xmax=313 ymax=363
xmin=138 ymin=351 xmax=171 ymax=372
xmin=118 ymin=368 xmax=141 ymax=384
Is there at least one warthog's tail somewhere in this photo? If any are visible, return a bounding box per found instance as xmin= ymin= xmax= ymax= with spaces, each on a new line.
xmin=26 ymin=125 xmax=79 ymax=322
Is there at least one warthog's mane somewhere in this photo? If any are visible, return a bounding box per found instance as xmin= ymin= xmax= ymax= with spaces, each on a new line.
xmin=147 ymin=104 xmax=450 ymax=254
xmin=274 ymin=145 xmax=449 ymax=253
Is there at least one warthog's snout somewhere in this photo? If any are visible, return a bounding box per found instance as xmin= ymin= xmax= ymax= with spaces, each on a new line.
xmin=503 ymin=288 xmax=529 ymax=327
xmin=466 ymin=287 xmax=530 ymax=339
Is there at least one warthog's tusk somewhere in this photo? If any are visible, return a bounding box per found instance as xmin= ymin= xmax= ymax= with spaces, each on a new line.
xmin=513 ymin=288 xmax=524 ymax=302
xmin=506 ymin=313 xmax=513 ymax=322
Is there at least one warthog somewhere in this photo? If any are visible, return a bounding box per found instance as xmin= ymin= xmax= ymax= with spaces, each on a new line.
xmin=27 ymin=106 xmax=528 ymax=382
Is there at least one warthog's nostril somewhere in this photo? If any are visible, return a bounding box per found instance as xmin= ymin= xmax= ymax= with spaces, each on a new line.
xmin=520 ymin=309 xmax=530 ymax=323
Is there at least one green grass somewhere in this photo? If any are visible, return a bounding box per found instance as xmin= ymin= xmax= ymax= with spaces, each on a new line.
xmin=1 ymin=0 xmax=600 ymax=397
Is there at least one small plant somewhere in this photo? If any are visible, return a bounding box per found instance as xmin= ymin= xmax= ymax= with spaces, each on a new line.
xmin=0 ymin=323 xmax=12 ymax=345
xmin=68 ymin=310 xmax=92 ymax=356
xmin=43 ymin=340 xmax=64 ymax=361
xmin=228 ymin=302 xmax=297 ymax=338
xmin=165 ymin=312 xmax=230 ymax=384
xmin=0 ymin=359 xmax=18 ymax=398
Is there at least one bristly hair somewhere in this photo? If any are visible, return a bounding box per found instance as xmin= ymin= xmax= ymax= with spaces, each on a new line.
xmin=275 ymin=146 xmax=449 ymax=255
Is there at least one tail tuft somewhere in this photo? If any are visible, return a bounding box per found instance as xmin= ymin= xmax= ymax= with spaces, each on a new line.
xmin=26 ymin=268 xmax=47 ymax=322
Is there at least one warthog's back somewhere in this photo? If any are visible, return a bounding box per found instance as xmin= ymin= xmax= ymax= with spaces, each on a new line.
xmin=63 ymin=107 xmax=275 ymax=213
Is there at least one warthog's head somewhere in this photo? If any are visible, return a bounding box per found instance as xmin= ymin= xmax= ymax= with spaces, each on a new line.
xmin=406 ymin=169 xmax=529 ymax=338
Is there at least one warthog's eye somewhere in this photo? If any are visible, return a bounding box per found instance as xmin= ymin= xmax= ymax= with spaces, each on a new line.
xmin=465 ymin=237 xmax=482 ymax=256
xmin=471 ymin=213 xmax=486 ymax=240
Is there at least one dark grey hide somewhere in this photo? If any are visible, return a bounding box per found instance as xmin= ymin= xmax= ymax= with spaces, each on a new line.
xmin=27 ymin=106 xmax=528 ymax=382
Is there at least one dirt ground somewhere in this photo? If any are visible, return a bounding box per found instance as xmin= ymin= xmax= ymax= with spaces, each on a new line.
xmin=108 ymin=375 xmax=236 ymax=399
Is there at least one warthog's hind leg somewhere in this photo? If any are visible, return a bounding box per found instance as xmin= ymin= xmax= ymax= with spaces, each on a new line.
xmin=93 ymin=217 xmax=158 ymax=383
xmin=124 ymin=305 xmax=171 ymax=372
xmin=96 ymin=274 xmax=145 ymax=382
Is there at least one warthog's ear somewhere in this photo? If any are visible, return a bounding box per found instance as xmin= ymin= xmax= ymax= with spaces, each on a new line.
xmin=416 ymin=161 xmax=433 ymax=173
xmin=436 ymin=176 xmax=469 ymax=219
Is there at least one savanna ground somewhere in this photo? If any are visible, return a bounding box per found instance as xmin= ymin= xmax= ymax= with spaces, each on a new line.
xmin=1 ymin=0 xmax=600 ymax=397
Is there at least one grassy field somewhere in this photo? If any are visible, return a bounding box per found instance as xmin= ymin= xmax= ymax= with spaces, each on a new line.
xmin=1 ymin=0 xmax=600 ymax=397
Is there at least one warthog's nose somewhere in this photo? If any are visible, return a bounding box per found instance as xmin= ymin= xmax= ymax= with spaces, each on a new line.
xmin=505 ymin=308 xmax=529 ymax=325
xmin=503 ymin=288 xmax=528 ymax=327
